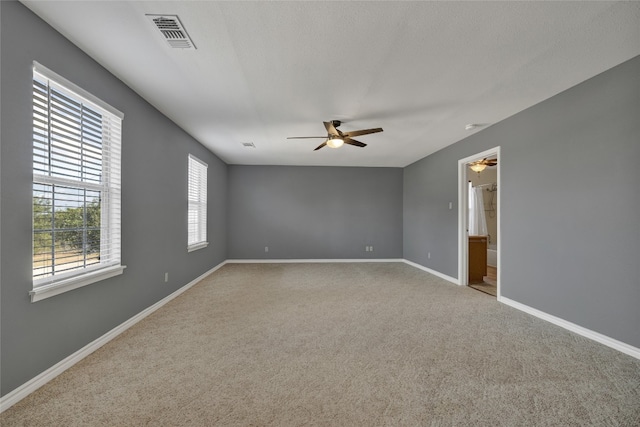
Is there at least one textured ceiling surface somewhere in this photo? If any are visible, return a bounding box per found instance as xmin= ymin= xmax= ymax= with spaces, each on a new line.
xmin=20 ymin=1 xmax=640 ymax=167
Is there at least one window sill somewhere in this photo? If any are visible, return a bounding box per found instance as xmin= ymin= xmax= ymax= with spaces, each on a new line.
xmin=30 ymin=265 xmax=126 ymax=302
xmin=188 ymin=242 xmax=209 ymax=252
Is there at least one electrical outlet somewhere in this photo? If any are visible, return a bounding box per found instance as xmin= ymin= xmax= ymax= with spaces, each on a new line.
xmin=449 ymin=202 xmax=453 ymax=210
xmin=265 ymin=246 xmax=269 ymax=253
xmin=428 ymin=252 xmax=431 ymax=259
xmin=164 ymin=272 xmax=169 ymax=282
xmin=370 ymin=246 xmax=374 ymax=252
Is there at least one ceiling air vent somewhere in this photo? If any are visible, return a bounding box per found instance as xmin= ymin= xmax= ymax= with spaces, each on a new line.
xmin=242 ymin=142 xmax=256 ymax=148
xmin=147 ymin=15 xmax=196 ymax=50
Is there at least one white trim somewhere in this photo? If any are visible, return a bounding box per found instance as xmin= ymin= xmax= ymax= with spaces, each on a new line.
xmin=6 ymin=259 xmax=639 ymax=414
xmin=33 ymin=174 xmax=104 ymax=192
xmin=457 ymin=156 xmax=469 ymax=288
xmin=226 ymin=258 xmax=405 ymax=264
xmin=187 ymin=154 xmax=207 ymax=249
xmin=1 ymin=261 xmax=226 ymax=413
xmin=458 ymin=146 xmax=501 ymax=296
xmin=499 ymin=297 xmax=640 ymax=360
xmin=187 ymin=242 xmax=209 ymax=252
xmin=188 ymin=153 xmax=208 ymax=167
xmin=33 ymin=61 xmax=124 ymax=119
xmin=31 ymin=66 xmax=123 ymax=298
xmin=226 ymin=258 xmax=456 ymax=286
xmin=31 ymin=265 xmax=126 ymax=303
xmin=402 ymin=259 xmax=459 ymax=285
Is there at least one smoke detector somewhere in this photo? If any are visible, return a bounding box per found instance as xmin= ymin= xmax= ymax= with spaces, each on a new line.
xmin=147 ymin=15 xmax=196 ymax=50
xmin=465 ymin=123 xmax=490 ymax=131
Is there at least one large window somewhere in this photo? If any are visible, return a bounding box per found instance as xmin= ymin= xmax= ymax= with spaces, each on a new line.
xmin=187 ymin=154 xmax=208 ymax=252
xmin=31 ymin=62 xmax=124 ymax=302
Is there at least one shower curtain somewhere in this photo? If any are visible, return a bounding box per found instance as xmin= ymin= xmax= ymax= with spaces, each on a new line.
xmin=468 ymin=182 xmax=488 ymax=236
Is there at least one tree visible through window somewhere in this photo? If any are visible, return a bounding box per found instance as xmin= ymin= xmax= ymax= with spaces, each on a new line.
xmin=31 ymin=62 xmax=123 ymax=300
xmin=32 ymin=186 xmax=102 ymax=278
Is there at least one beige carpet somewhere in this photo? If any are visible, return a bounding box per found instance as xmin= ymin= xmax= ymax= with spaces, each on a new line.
xmin=2 ymin=263 xmax=639 ymax=426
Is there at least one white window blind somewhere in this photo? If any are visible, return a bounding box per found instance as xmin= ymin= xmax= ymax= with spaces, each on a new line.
xmin=31 ymin=62 xmax=124 ymax=301
xmin=188 ymin=154 xmax=208 ymax=251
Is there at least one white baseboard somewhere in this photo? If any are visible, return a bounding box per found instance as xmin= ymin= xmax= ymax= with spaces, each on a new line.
xmin=4 ymin=259 xmax=638 ymax=412
xmin=499 ymin=296 xmax=640 ymax=360
xmin=402 ymin=259 xmax=459 ymax=285
xmin=0 ymin=261 xmax=226 ymax=413
xmin=401 ymin=261 xmax=639 ymax=360
xmin=226 ymin=258 xmax=404 ymax=264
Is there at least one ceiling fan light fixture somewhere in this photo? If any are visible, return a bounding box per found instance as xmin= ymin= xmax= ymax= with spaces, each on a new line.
xmin=287 ymin=120 xmax=382 ymax=151
xmin=470 ymin=163 xmax=487 ymax=173
xmin=327 ymin=137 xmax=344 ymax=148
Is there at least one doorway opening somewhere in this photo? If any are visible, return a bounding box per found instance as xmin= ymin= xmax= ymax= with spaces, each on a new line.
xmin=458 ymin=147 xmax=500 ymax=298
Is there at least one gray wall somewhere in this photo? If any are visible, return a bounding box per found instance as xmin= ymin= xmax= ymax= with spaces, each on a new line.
xmin=403 ymin=147 xmax=460 ymax=277
xmin=228 ymin=166 xmax=403 ymax=259
xmin=0 ymin=1 xmax=227 ymax=396
xmin=404 ymin=55 xmax=640 ymax=348
xmin=2 ymin=0 xmax=639 ymax=402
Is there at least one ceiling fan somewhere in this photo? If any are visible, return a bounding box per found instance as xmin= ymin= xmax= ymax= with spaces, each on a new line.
xmin=469 ymin=158 xmax=498 ymax=173
xmin=287 ymin=120 xmax=383 ymax=151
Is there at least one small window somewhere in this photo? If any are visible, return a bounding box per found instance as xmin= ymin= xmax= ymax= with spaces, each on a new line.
xmin=187 ymin=154 xmax=208 ymax=252
xmin=31 ymin=62 xmax=125 ymax=302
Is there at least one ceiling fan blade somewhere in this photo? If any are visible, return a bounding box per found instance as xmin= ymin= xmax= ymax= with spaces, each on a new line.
xmin=313 ymin=141 xmax=328 ymax=151
xmin=344 ymin=138 xmax=366 ymax=148
xmin=324 ymin=121 xmax=341 ymax=136
xmin=342 ymin=127 xmax=383 ymax=138
xmin=287 ymin=136 xmax=327 ymax=139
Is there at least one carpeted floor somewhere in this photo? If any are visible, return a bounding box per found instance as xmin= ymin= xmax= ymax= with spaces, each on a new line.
xmin=2 ymin=263 xmax=639 ymax=426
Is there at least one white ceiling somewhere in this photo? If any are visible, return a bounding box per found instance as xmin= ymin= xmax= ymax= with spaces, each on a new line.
xmin=21 ymin=1 xmax=640 ymax=167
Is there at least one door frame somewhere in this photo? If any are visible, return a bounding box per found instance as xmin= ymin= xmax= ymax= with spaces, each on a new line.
xmin=457 ymin=146 xmax=501 ymax=297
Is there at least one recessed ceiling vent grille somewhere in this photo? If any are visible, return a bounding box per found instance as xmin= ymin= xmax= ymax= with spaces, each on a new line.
xmin=147 ymin=15 xmax=196 ymax=50
xmin=242 ymin=142 xmax=256 ymax=148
